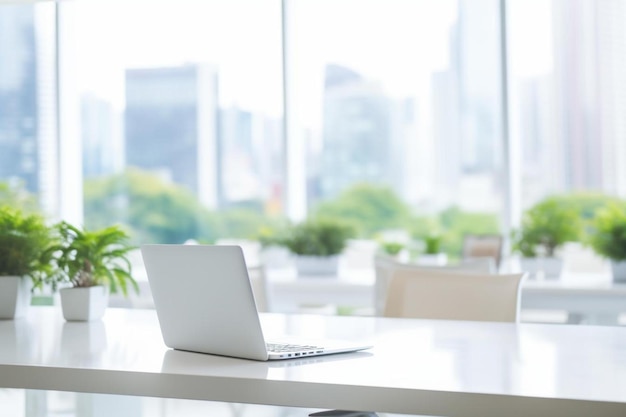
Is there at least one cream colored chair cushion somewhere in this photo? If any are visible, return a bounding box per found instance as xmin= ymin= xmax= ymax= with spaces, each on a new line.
xmin=462 ymin=234 xmax=503 ymax=268
xmin=373 ymin=255 xmax=496 ymax=316
xmin=383 ymin=269 xmax=526 ymax=322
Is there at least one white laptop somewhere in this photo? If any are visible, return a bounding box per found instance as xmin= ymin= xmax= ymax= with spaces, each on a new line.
xmin=141 ymin=244 xmax=372 ymax=361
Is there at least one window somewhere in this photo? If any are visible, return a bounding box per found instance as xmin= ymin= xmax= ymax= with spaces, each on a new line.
xmin=286 ymin=0 xmax=503 ymax=250
xmin=70 ymin=0 xmax=284 ymax=243
xmin=508 ymin=0 xmax=626 ymax=207
xmin=1 ymin=0 xmax=625 ymax=252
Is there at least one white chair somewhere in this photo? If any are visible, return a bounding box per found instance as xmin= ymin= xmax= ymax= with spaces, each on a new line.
xmin=373 ymin=255 xmax=496 ymax=316
xmin=462 ymin=234 xmax=503 ymax=269
xmin=215 ymin=238 xmax=262 ymax=267
xmin=383 ymin=269 xmax=527 ymax=322
xmin=247 ymin=265 xmax=270 ymax=313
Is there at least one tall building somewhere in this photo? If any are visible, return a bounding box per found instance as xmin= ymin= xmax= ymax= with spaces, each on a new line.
xmin=0 ymin=4 xmax=57 ymax=214
xmin=457 ymin=0 xmax=501 ymax=173
xmin=552 ymin=0 xmax=604 ymax=191
xmin=82 ymin=94 xmax=124 ymax=178
xmin=595 ymin=0 xmax=626 ymax=195
xmin=318 ymin=64 xmax=405 ymax=202
xmin=519 ymin=0 xmax=626 ymax=197
xmin=430 ymin=1 xmax=502 ymax=212
xmin=125 ymin=64 xmax=219 ymax=208
xmin=0 ymin=6 xmax=39 ymax=193
xmin=219 ymin=106 xmax=279 ymax=206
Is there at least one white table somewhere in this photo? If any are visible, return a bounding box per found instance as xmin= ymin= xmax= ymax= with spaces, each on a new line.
xmin=1 ymin=307 xmax=626 ymax=417
xmin=267 ymin=268 xmax=626 ymax=325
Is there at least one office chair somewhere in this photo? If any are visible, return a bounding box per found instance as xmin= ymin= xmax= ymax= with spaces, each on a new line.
xmin=373 ymin=255 xmax=496 ymax=316
xmin=248 ymin=265 xmax=270 ymax=313
xmin=462 ymin=234 xmax=503 ymax=269
xmin=383 ymin=268 xmax=526 ymax=322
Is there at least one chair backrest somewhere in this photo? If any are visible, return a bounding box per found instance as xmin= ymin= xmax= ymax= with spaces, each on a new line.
xmin=383 ymin=269 xmax=526 ymax=322
xmin=462 ymin=234 xmax=503 ymax=268
xmin=247 ymin=265 xmax=270 ymax=313
xmin=373 ymin=255 xmax=497 ymax=315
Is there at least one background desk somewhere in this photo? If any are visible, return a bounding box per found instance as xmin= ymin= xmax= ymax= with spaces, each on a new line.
xmin=1 ymin=307 xmax=625 ymax=417
xmin=268 ymin=268 xmax=626 ymax=325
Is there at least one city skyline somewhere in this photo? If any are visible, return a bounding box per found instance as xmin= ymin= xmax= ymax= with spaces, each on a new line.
xmin=1 ymin=0 xmax=625 ymax=226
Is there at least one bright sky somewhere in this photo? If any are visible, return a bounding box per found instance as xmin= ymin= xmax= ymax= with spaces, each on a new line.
xmin=70 ymin=0 xmax=552 ymax=117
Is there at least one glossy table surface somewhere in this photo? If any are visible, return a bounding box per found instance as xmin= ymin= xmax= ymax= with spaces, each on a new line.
xmin=1 ymin=307 xmax=625 ymax=417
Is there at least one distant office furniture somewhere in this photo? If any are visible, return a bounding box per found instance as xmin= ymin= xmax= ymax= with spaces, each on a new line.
xmin=384 ymin=269 xmax=526 ymax=322
xmin=215 ymin=238 xmax=262 ymax=267
xmin=248 ymin=265 xmax=270 ymax=312
xmin=373 ymin=255 xmax=496 ymax=316
xmin=462 ymin=234 xmax=503 ymax=269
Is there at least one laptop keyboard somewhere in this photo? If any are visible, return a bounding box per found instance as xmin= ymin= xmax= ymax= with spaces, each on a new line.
xmin=266 ymin=343 xmax=324 ymax=355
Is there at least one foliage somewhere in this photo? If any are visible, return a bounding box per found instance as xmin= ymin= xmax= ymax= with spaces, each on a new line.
xmin=408 ymin=207 xmax=499 ymax=258
xmin=45 ymin=222 xmax=138 ymax=296
xmin=380 ymin=241 xmax=404 ymax=256
xmin=255 ymin=219 xmax=291 ymax=247
xmin=84 ymin=168 xmax=221 ymax=244
xmin=511 ymin=197 xmax=582 ymax=257
xmin=551 ymin=192 xmax=623 ymax=241
xmin=587 ymin=202 xmax=626 ymax=261
xmin=0 ymin=180 xmax=39 ymax=213
xmin=218 ymin=208 xmax=278 ymax=240
xmin=550 ymin=192 xmax=622 ymax=221
xmin=280 ymin=217 xmax=355 ymax=256
xmin=314 ymin=183 xmax=412 ymax=237
xmin=0 ymin=206 xmax=55 ymax=286
xmin=422 ymin=234 xmax=443 ymax=254
xmin=84 ymin=168 xmax=285 ymax=244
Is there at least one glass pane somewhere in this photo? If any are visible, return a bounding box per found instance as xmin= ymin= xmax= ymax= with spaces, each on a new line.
xmin=0 ymin=2 xmax=57 ymax=215
xmin=508 ymin=0 xmax=626 ymax=207
xmin=287 ymin=0 xmax=503 ymax=255
xmin=68 ymin=0 xmax=283 ymax=244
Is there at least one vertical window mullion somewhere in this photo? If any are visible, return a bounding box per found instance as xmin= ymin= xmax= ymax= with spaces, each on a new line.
xmin=56 ymin=1 xmax=83 ymax=225
xmin=282 ymin=0 xmax=307 ymax=221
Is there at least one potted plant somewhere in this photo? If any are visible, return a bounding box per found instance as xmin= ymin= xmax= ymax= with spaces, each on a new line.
xmin=46 ymin=222 xmax=138 ymax=321
xmin=280 ymin=218 xmax=355 ymax=276
xmin=381 ymin=241 xmax=404 ymax=256
xmin=0 ymin=206 xmax=54 ymax=319
xmin=512 ymin=197 xmax=582 ymax=279
xmin=588 ymin=202 xmax=626 ymax=282
xmin=417 ymin=233 xmax=447 ymax=266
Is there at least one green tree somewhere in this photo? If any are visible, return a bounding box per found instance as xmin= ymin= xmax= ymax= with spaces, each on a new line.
xmin=511 ymin=197 xmax=582 ymax=257
xmin=550 ymin=192 xmax=622 ymax=240
xmin=0 ymin=180 xmax=39 ymax=213
xmin=218 ymin=207 xmax=279 ymax=240
xmin=314 ymin=183 xmax=412 ymax=237
xmin=84 ymin=168 xmax=220 ymax=244
xmin=437 ymin=206 xmax=500 ymax=257
xmin=551 ymin=192 xmax=621 ymax=221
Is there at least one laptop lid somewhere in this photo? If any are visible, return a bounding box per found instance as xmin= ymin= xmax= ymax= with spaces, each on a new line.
xmin=141 ymin=244 xmax=270 ymax=361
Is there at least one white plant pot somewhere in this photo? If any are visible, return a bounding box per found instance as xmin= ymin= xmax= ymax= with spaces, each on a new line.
xmin=417 ymin=253 xmax=448 ymax=266
xmin=520 ymin=257 xmax=563 ymax=280
xmin=611 ymin=261 xmax=626 ymax=283
xmin=260 ymin=245 xmax=292 ymax=268
xmin=60 ymin=286 xmax=109 ymax=321
xmin=294 ymin=255 xmax=340 ymax=277
xmin=0 ymin=276 xmax=32 ymax=320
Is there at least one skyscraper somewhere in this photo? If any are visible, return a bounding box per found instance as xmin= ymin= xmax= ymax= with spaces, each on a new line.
xmin=552 ymin=0 xmax=604 ymax=191
xmin=0 ymin=4 xmax=57 ymax=215
xmin=0 ymin=6 xmax=39 ymax=193
xmin=125 ymin=64 xmax=219 ymax=208
xmin=82 ymin=94 xmax=124 ymax=178
xmin=318 ymin=64 xmax=401 ymax=202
